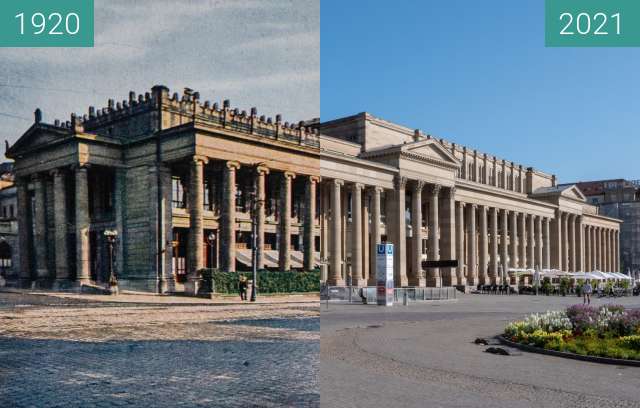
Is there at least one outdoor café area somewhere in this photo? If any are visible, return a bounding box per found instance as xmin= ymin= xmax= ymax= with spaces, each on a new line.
xmin=476 ymin=268 xmax=637 ymax=297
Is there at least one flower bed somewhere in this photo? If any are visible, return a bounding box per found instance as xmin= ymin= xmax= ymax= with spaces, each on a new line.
xmin=504 ymin=305 xmax=640 ymax=361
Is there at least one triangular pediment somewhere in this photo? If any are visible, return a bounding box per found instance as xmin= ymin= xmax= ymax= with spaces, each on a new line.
xmin=6 ymin=123 xmax=71 ymax=158
xmin=560 ymin=185 xmax=587 ymax=201
xmin=401 ymin=139 xmax=460 ymax=165
xmin=531 ymin=184 xmax=586 ymax=202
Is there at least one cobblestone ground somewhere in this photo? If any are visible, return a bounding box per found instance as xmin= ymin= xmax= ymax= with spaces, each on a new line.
xmin=0 ymin=292 xmax=319 ymax=407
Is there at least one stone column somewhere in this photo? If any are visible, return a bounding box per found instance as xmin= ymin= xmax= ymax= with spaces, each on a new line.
xmin=591 ymin=226 xmax=597 ymax=270
xmin=500 ymin=209 xmax=509 ymax=283
xmin=568 ymin=214 xmax=575 ymax=272
xmin=426 ymin=184 xmax=441 ymax=287
xmin=221 ymin=161 xmax=240 ymax=272
xmin=552 ymin=210 xmax=562 ymax=270
xmin=393 ymin=176 xmax=408 ymax=287
xmin=543 ymin=217 xmax=551 ymax=269
xmin=455 ymin=201 xmax=466 ymax=286
xmin=440 ymin=187 xmax=457 ymax=286
xmin=613 ymin=230 xmax=620 ymax=272
xmin=518 ymin=212 xmax=526 ymax=269
xmin=51 ymin=169 xmax=69 ymax=285
xmin=256 ymin=166 xmax=269 ymax=270
xmin=595 ymin=227 xmax=601 ymax=270
xmin=584 ymin=225 xmax=591 ymax=271
xmin=278 ymin=171 xmax=295 ymax=272
xmin=561 ymin=212 xmax=569 ymax=271
xmin=16 ymin=178 xmax=31 ymax=286
xmin=466 ymin=203 xmax=477 ymax=286
xmin=303 ymin=175 xmax=318 ymax=271
xmin=328 ymin=179 xmax=344 ymax=285
xmin=32 ymin=174 xmax=49 ymax=280
xmin=535 ymin=216 xmax=543 ymax=270
xmin=410 ymin=181 xmax=425 ymax=287
xmin=320 ymin=183 xmax=329 ymax=282
xmin=527 ymin=214 xmax=535 ymax=269
xmin=75 ymin=165 xmax=90 ymax=284
xmin=368 ymin=187 xmax=382 ymax=286
xmin=362 ymin=189 xmax=370 ymax=283
xmin=478 ymin=205 xmax=488 ymax=284
xmin=188 ymin=157 xmax=207 ymax=283
xmin=605 ymin=229 xmax=611 ymax=272
xmin=489 ymin=207 xmax=499 ymax=284
xmin=510 ymin=211 xmax=518 ymax=270
xmin=576 ymin=216 xmax=584 ymax=272
xmin=350 ymin=183 xmax=364 ymax=285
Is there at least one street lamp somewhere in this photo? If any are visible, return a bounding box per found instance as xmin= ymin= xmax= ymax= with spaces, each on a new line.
xmin=207 ymin=232 xmax=216 ymax=293
xmin=104 ymin=229 xmax=118 ymax=293
xmin=249 ymin=172 xmax=265 ymax=302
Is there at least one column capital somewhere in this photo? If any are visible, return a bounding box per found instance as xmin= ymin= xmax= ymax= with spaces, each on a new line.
xmin=49 ymin=168 xmax=67 ymax=177
xmin=308 ymin=175 xmax=321 ymax=184
xmin=369 ymin=185 xmax=384 ymax=193
xmin=351 ymin=182 xmax=364 ymax=192
xmin=394 ymin=176 xmax=408 ymax=190
xmin=225 ymin=160 xmax=240 ymax=170
xmin=426 ymin=184 xmax=441 ymax=197
xmin=332 ymin=178 xmax=344 ymax=187
xmin=71 ymin=163 xmax=91 ymax=172
xmin=192 ymin=155 xmax=209 ymax=165
xmin=283 ymin=171 xmax=296 ymax=179
xmin=442 ymin=186 xmax=456 ymax=198
xmin=256 ymin=164 xmax=270 ymax=175
xmin=412 ymin=180 xmax=426 ymax=192
xmin=30 ymin=173 xmax=43 ymax=182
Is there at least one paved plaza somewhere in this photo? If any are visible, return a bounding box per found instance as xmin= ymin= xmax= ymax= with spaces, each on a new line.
xmin=321 ymin=294 xmax=640 ymax=408
xmin=0 ymin=292 xmax=319 ymax=407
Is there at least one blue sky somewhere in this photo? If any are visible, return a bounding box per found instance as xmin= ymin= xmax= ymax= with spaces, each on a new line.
xmin=321 ymin=0 xmax=640 ymax=183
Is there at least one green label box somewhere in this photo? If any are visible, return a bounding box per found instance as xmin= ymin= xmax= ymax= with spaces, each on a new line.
xmin=546 ymin=0 xmax=640 ymax=47
xmin=0 ymin=0 xmax=93 ymax=47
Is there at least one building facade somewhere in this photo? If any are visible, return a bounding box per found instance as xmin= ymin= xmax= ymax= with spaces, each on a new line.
xmin=570 ymin=179 xmax=640 ymax=277
xmin=318 ymin=113 xmax=622 ymax=288
xmin=6 ymin=86 xmax=320 ymax=293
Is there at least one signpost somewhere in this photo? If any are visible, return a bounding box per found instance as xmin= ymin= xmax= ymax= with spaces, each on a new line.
xmin=376 ymin=243 xmax=394 ymax=306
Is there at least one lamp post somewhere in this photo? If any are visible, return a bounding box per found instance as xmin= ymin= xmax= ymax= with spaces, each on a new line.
xmin=249 ymin=172 xmax=264 ymax=302
xmin=206 ymin=232 xmax=216 ymax=293
xmin=104 ymin=230 xmax=118 ymax=293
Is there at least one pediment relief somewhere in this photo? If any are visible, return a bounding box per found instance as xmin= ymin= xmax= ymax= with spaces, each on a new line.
xmin=403 ymin=140 xmax=458 ymax=164
xmin=361 ymin=138 xmax=460 ymax=170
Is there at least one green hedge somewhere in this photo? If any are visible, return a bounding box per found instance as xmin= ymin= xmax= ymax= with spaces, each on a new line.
xmin=199 ymin=269 xmax=320 ymax=294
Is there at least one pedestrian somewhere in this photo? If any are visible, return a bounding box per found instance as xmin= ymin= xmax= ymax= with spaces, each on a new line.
xmin=239 ymin=275 xmax=248 ymax=301
xmin=582 ymin=280 xmax=593 ymax=305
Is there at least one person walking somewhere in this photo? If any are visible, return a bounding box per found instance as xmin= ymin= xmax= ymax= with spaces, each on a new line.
xmin=239 ymin=275 xmax=248 ymax=301
xmin=582 ymin=280 xmax=593 ymax=305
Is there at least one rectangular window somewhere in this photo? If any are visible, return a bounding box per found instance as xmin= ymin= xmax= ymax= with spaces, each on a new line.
xmin=172 ymin=176 xmax=186 ymax=209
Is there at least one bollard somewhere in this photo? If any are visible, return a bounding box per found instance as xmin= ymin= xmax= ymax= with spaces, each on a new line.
xmin=403 ymin=290 xmax=408 ymax=306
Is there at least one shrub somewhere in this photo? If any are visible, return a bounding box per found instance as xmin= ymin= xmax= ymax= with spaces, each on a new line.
xmin=620 ymin=335 xmax=640 ymax=350
xmin=566 ymin=305 xmax=599 ymax=334
xmin=201 ymin=269 xmax=320 ymax=294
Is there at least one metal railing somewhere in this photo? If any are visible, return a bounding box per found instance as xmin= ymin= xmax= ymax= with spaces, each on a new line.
xmin=322 ymin=286 xmax=457 ymax=303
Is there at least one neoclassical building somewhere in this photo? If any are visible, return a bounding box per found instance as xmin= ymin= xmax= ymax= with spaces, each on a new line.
xmin=6 ymin=86 xmax=320 ymax=293
xmin=318 ymin=113 xmax=622 ymax=288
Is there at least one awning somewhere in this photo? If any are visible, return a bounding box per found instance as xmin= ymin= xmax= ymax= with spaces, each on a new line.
xmin=236 ymin=249 xmax=320 ymax=269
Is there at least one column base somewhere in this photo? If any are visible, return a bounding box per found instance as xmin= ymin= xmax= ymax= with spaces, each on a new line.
xmin=442 ymin=269 xmax=457 ymax=287
xmin=53 ymin=279 xmax=76 ymax=290
xmin=426 ymin=277 xmax=441 ymax=287
xmin=456 ymin=276 xmax=467 ymax=286
xmin=326 ymin=278 xmax=345 ymax=287
xmin=352 ymin=279 xmax=367 ymax=287
xmin=408 ymin=277 xmax=425 ymax=287
xmin=367 ymin=277 xmax=377 ymax=287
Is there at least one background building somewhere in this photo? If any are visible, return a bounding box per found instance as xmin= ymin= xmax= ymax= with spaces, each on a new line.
xmin=568 ymin=179 xmax=640 ymax=279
